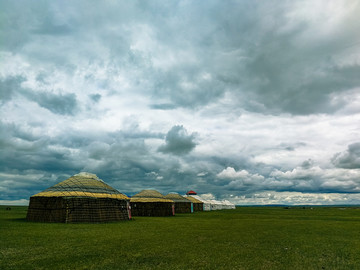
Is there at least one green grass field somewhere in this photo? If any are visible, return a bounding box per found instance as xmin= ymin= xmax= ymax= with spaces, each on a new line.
xmin=1 ymin=206 xmax=360 ymax=270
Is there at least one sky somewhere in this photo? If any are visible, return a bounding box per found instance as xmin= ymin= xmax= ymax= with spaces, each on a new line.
xmin=1 ymin=0 xmax=360 ymax=205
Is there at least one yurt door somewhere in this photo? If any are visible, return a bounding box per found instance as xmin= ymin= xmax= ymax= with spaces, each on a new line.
xmin=127 ymin=201 xmax=132 ymax=220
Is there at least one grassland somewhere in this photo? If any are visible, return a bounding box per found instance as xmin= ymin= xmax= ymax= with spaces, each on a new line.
xmin=1 ymin=206 xmax=360 ymax=269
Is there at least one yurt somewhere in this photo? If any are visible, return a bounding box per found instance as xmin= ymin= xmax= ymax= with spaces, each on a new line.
xmin=185 ymin=195 xmax=211 ymax=211
xmin=220 ymin=200 xmax=230 ymax=209
xmin=26 ymin=172 xmax=130 ymax=223
xmin=210 ymin=199 xmax=223 ymax=210
xmin=186 ymin=190 xmax=197 ymax=195
xmin=165 ymin=193 xmax=192 ymax=213
xmin=184 ymin=195 xmax=204 ymax=212
xmin=130 ymin=190 xmax=175 ymax=216
xmin=222 ymin=200 xmax=236 ymax=209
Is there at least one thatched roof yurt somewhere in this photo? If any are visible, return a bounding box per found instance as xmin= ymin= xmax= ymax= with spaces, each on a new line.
xmin=184 ymin=195 xmax=204 ymax=212
xmin=26 ymin=172 xmax=130 ymax=223
xmin=130 ymin=190 xmax=175 ymax=216
xmin=185 ymin=195 xmax=211 ymax=211
xmin=165 ymin=193 xmax=193 ymax=213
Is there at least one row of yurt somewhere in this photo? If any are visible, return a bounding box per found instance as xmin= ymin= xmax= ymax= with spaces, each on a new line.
xmin=130 ymin=190 xmax=175 ymax=216
xmin=185 ymin=194 xmax=236 ymax=211
xmin=26 ymin=173 xmax=234 ymax=223
xmin=26 ymin=172 xmax=130 ymax=223
xmin=130 ymin=191 xmax=201 ymax=215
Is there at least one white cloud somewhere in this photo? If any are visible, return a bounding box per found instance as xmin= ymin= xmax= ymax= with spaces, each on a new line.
xmin=217 ymin=167 xmax=249 ymax=179
xmin=199 ymin=193 xmax=215 ymax=200
xmin=0 ymin=199 xmax=29 ymax=206
xmin=231 ymin=191 xmax=360 ymax=205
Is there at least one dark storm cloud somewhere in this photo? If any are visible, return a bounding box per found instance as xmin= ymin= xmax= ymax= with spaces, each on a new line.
xmin=0 ymin=73 xmax=78 ymax=116
xmin=301 ymin=159 xmax=314 ymax=169
xmin=158 ymin=125 xmax=197 ymax=155
xmin=245 ymin=56 xmax=360 ymax=115
xmin=0 ymin=119 xmax=190 ymax=198
xmin=2 ymin=1 xmax=360 ymax=115
xmin=0 ymin=122 xmax=39 ymax=150
xmin=149 ymin=103 xmax=176 ymax=110
xmin=153 ymin=68 xmax=225 ymax=109
xmin=149 ymin=1 xmax=360 ymax=114
xmin=332 ymin=143 xmax=360 ymax=169
xmin=0 ymin=76 xmax=25 ymax=104
xmin=0 ymin=121 xmax=101 ymax=177
xmin=24 ymin=92 xmax=79 ymax=115
xmin=76 ymin=130 xmax=201 ymax=194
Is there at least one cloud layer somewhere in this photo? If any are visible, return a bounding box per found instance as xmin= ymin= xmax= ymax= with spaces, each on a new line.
xmin=1 ymin=0 xmax=360 ymax=205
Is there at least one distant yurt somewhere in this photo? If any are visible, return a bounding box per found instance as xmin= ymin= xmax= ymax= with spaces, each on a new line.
xmin=185 ymin=195 xmax=212 ymax=211
xmin=26 ymin=172 xmax=130 ymax=223
xmin=186 ymin=190 xmax=197 ymax=195
xmin=210 ymin=200 xmax=223 ymax=210
xmin=184 ymin=195 xmax=204 ymax=212
xmin=130 ymin=190 xmax=175 ymax=216
xmin=221 ymin=200 xmax=236 ymax=209
xmin=165 ymin=193 xmax=192 ymax=213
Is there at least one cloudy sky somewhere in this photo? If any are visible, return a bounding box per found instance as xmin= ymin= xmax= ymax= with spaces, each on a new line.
xmin=1 ymin=0 xmax=360 ymax=205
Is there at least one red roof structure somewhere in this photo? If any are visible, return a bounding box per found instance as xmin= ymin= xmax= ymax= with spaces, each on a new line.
xmin=186 ymin=190 xmax=197 ymax=195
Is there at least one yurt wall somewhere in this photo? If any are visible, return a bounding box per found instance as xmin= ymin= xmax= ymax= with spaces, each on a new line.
xmin=130 ymin=190 xmax=175 ymax=217
xmin=26 ymin=172 xmax=130 ymax=223
xmin=184 ymin=196 xmax=204 ymax=212
xmin=165 ymin=193 xmax=192 ymax=213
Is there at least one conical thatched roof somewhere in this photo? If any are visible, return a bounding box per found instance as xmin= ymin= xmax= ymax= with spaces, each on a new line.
xmin=131 ymin=189 xmax=174 ymax=203
xmin=165 ymin=193 xmax=191 ymax=203
xmin=184 ymin=195 xmax=203 ymax=204
xmin=32 ymin=172 xmax=129 ymax=200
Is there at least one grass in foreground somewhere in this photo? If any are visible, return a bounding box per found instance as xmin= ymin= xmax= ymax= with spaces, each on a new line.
xmin=1 ymin=206 xmax=360 ymax=269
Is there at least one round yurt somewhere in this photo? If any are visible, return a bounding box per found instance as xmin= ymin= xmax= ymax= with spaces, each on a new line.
xmin=222 ymin=200 xmax=236 ymax=209
xmin=165 ymin=193 xmax=192 ymax=213
xmin=130 ymin=190 xmax=175 ymax=216
xmin=183 ymin=195 xmax=204 ymax=212
xmin=185 ymin=195 xmax=212 ymax=211
xmin=26 ymin=172 xmax=130 ymax=223
xmin=210 ymin=199 xmax=223 ymax=210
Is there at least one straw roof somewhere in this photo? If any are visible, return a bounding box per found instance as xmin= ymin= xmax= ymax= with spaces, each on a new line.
xmin=165 ymin=193 xmax=191 ymax=203
xmin=184 ymin=196 xmax=203 ymax=204
xmin=32 ymin=172 xmax=129 ymax=200
xmin=130 ymin=197 xmax=173 ymax=203
xmin=132 ymin=189 xmax=165 ymax=198
xmin=131 ymin=189 xmax=174 ymax=203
